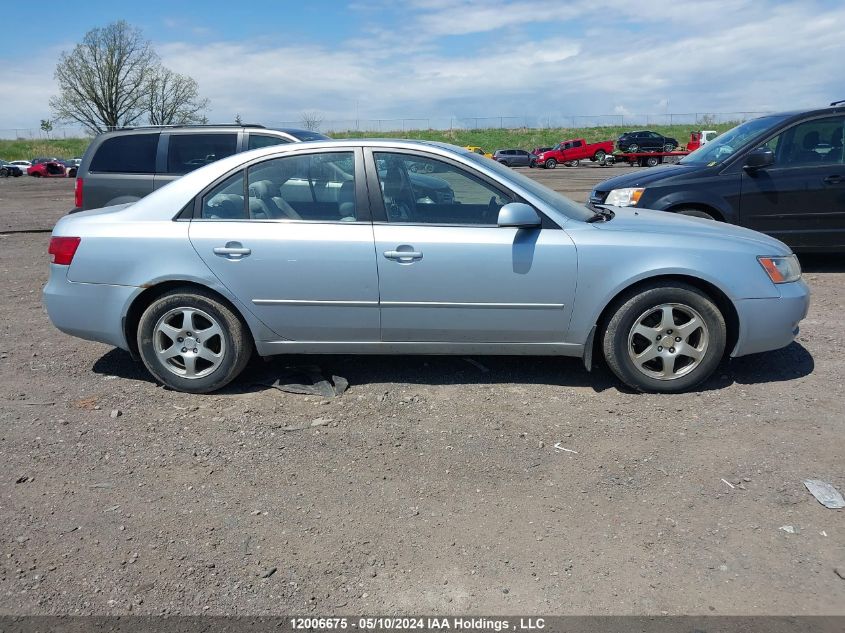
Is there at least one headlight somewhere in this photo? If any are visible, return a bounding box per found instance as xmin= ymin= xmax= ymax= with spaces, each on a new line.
xmin=605 ymin=187 xmax=645 ymax=207
xmin=758 ymin=255 xmax=802 ymax=283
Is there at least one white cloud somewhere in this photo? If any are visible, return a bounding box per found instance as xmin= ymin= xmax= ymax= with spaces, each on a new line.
xmin=2 ymin=1 xmax=843 ymax=134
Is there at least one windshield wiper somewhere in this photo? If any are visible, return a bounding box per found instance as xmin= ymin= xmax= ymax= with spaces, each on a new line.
xmin=586 ymin=204 xmax=615 ymax=223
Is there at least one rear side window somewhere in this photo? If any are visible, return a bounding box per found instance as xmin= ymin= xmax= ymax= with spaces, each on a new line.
xmin=167 ymin=133 xmax=237 ymax=175
xmin=89 ymin=133 xmax=158 ymax=173
xmin=248 ymin=134 xmax=292 ymax=150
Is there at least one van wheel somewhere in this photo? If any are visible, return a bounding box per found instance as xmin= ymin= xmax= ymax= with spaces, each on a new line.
xmin=676 ymin=208 xmax=716 ymax=221
xmin=602 ymin=282 xmax=726 ymax=393
xmin=544 ymin=158 xmax=557 ymax=169
xmin=137 ymin=288 xmax=252 ymax=393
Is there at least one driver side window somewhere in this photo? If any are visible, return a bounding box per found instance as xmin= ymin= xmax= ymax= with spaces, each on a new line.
xmin=374 ymin=152 xmax=513 ymax=225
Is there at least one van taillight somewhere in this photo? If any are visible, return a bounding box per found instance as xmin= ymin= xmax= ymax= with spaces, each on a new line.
xmin=49 ymin=237 xmax=81 ymax=265
xmin=74 ymin=177 xmax=83 ymax=208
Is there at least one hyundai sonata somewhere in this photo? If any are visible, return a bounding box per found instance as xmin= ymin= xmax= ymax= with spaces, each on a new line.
xmin=44 ymin=140 xmax=809 ymax=393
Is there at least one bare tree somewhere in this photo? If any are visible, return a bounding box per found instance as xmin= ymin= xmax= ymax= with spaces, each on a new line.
xmin=300 ymin=111 xmax=323 ymax=132
xmin=145 ymin=66 xmax=210 ymax=125
xmin=50 ymin=21 xmax=159 ymax=134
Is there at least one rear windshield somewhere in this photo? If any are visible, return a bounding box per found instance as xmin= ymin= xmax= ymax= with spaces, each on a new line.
xmin=89 ymin=133 xmax=159 ymax=173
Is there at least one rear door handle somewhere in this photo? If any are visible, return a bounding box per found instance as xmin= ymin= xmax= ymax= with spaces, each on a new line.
xmin=823 ymin=175 xmax=843 ymax=184
xmin=384 ymin=249 xmax=423 ymax=261
xmin=213 ymin=242 xmax=251 ymax=258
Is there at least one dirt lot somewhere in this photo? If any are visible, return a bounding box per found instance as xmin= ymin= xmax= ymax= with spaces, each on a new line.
xmin=0 ymin=167 xmax=843 ymax=616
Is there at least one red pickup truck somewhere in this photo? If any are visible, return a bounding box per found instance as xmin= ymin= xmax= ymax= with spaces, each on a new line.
xmin=532 ymin=138 xmax=615 ymax=168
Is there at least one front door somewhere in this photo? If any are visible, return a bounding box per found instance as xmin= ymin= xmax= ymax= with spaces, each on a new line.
xmin=740 ymin=115 xmax=845 ymax=250
xmin=367 ymin=150 xmax=577 ymax=343
xmin=189 ymin=149 xmax=380 ymax=342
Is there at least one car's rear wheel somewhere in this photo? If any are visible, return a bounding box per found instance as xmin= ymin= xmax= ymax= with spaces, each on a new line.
xmin=628 ymin=144 xmax=639 ymax=153
xmin=31 ymin=172 xmax=41 ymax=177
xmin=601 ymin=282 xmax=726 ymax=393
xmin=0 ymin=167 xmax=8 ymax=177
xmin=676 ymin=207 xmax=716 ymax=220
xmin=544 ymin=158 xmax=557 ymax=169
xmin=137 ymin=288 xmax=252 ymax=393
xmin=593 ymin=150 xmax=606 ymax=162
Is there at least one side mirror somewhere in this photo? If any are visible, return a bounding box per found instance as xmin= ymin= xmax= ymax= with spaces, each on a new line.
xmin=497 ymin=203 xmax=541 ymax=228
xmin=744 ymin=147 xmax=774 ymax=170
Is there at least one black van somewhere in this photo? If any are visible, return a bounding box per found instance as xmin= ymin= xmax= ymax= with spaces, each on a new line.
xmin=590 ymin=103 xmax=845 ymax=252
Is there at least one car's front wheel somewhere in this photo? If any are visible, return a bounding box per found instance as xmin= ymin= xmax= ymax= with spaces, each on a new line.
xmin=544 ymin=158 xmax=557 ymax=169
xmin=137 ymin=288 xmax=252 ymax=393
xmin=601 ymin=282 xmax=726 ymax=392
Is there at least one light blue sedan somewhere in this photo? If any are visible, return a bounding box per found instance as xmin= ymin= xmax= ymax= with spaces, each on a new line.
xmin=44 ymin=140 xmax=809 ymax=393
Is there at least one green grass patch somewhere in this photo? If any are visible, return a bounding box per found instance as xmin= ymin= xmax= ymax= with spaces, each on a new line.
xmin=0 ymin=122 xmax=739 ymax=161
xmin=332 ymin=123 xmax=738 ymax=151
xmin=0 ymin=138 xmax=92 ymax=161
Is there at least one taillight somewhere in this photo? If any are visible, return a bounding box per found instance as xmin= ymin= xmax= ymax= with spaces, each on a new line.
xmin=48 ymin=237 xmax=81 ymax=265
xmin=74 ymin=177 xmax=83 ymax=208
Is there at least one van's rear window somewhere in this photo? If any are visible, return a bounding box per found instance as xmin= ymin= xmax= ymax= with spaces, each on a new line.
xmin=89 ymin=134 xmax=159 ymax=173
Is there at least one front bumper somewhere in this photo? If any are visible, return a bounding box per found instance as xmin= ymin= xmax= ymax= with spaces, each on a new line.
xmin=43 ymin=265 xmax=139 ymax=351
xmin=731 ymin=279 xmax=810 ymax=357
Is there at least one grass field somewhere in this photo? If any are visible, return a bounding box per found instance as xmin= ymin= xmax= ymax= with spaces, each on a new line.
xmin=0 ymin=123 xmax=738 ymax=161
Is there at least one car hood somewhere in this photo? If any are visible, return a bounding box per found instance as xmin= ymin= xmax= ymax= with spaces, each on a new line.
xmin=595 ymin=163 xmax=700 ymax=191
xmin=594 ymin=206 xmax=791 ymax=255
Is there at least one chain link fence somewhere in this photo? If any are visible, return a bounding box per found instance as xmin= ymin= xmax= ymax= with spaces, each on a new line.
xmin=0 ymin=112 xmax=767 ymax=140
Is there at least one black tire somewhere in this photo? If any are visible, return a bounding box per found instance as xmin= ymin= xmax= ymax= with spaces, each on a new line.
xmin=601 ymin=282 xmax=726 ymax=393
xmin=529 ymin=159 xmax=537 ymax=168
xmin=664 ymin=143 xmax=676 ymax=152
xmin=544 ymin=158 xmax=557 ymax=169
xmin=628 ymin=143 xmax=639 ymax=153
xmin=30 ymin=172 xmax=41 ymax=177
xmin=645 ymin=156 xmax=660 ymax=167
xmin=0 ymin=167 xmax=8 ymax=177
xmin=593 ymin=150 xmax=607 ymax=162
xmin=676 ymin=208 xmax=716 ymax=221
xmin=137 ymin=287 xmax=253 ymax=393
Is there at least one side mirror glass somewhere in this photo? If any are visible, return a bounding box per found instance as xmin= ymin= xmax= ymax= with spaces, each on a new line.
xmin=497 ymin=202 xmax=541 ymax=228
xmin=744 ymin=147 xmax=775 ymax=170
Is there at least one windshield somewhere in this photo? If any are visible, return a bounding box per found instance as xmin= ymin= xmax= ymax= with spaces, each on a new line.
xmin=464 ymin=151 xmax=593 ymax=221
xmin=679 ymin=115 xmax=790 ymax=165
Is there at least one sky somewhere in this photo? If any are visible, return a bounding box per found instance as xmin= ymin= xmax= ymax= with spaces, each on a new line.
xmin=2 ymin=0 xmax=844 ymax=132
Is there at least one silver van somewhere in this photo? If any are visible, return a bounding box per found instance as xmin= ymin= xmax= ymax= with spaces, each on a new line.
xmin=72 ymin=124 xmax=329 ymax=211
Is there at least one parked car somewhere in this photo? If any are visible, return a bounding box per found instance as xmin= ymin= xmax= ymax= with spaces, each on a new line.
xmin=590 ymin=104 xmax=845 ymax=252
xmin=492 ymin=149 xmax=533 ymax=167
xmin=617 ymin=131 xmax=679 ymax=153
xmin=31 ymin=157 xmax=60 ymax=165
xmin=10 ymin=160 xmax=31 ymax=171
xmin=27 ymin=161 xmax=68 ymax=177
xmin=0 ymin=159 xmax=24 ymax=177
xmin=73 ymin=124 xmax=331 ymax=211
xmin=45 ymin=139 xmax=808 ymax=395
xmin=57 ymin=159 xmax=78 ymax=178
xmin=463 ymin=146 xmax=493 ymax=159
xmin=534 ymin=138 xmax=615 ymax=168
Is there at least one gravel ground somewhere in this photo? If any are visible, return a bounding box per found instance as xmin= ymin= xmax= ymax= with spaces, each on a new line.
xmin=0 ymin=167 xmax=843 ymax=616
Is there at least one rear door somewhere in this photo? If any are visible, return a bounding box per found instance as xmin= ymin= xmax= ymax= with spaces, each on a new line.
xmin=740 ymin=115 xmax=845 ymax=250
xmin=367 ymin=149 xmax=577 ymax=343
xmin=188 ymin=148 xmax=380 ymax=341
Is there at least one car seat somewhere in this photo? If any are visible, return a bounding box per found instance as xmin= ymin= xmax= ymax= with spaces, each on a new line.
xmin=794 ymin=131 xmax=822 ymax=163
xmin=337 ymin=180 xmax=356 ymax=221
xmin=248 ymin=180 xmax=302 ymax=220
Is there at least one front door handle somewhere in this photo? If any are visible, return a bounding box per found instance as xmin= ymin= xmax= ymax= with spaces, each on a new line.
xmin=384 ymin=248 xmax=423 ymax=262
xmin=213 ymin=241 xmax=251 ymax=259
xmin=823 ymin=175 xmax=843 ymax=185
